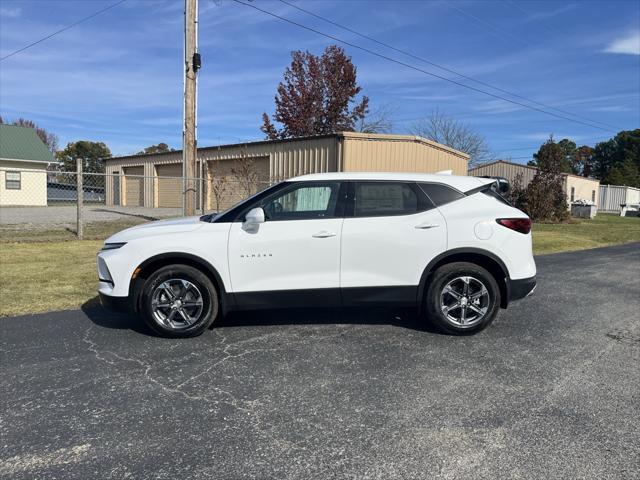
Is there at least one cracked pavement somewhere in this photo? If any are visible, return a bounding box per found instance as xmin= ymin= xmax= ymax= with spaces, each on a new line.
xmin=1 ymin=243 xmax=639 ymax=479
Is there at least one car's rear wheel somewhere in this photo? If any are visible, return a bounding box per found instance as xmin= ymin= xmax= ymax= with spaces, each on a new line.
xmin=425 ymin=262 xmax=500 ymax=335
xmin=140 ymin=264 xmax=218 ymax=338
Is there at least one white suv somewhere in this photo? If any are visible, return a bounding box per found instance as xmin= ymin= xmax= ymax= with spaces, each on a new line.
xmin=97 ymin=172 xmax=536 ymax=337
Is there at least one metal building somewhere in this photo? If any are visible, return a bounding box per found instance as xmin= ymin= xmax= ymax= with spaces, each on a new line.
xmin=469 ymin=160 xmax=600 ymax=208
xmin=104 ymin=132 xmax=469 ymax=210
xmin=599 ymin=185 xmax=640 ymax=213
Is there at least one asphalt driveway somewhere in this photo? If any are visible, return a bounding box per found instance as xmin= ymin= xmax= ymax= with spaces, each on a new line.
xmin=1 ymin=243 xmax=639 ymax=479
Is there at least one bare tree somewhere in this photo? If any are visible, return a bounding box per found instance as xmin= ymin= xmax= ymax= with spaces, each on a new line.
xmin=208 ymin=162 xmax=230 ymax=213
xmin=410 ymin=109 xmax=493 ymax=167
xmin=231 ymin=147 xmax=261 ymax=198
xmin=358 ymin=104 xmax=395 ymax=134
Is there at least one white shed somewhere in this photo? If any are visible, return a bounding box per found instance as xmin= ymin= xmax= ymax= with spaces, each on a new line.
xmin=598 ymin=185 xmax=640 ymax=213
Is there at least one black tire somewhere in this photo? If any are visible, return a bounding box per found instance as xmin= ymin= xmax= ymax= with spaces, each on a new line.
xmin=425 ymin=262 xmax=501 ymax=335
xmin=140 ymin=264 xmax=219 ymax=338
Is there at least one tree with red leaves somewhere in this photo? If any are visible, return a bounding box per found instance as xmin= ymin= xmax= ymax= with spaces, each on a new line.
xmin=261 ymin=45 xmax=369 ymax=140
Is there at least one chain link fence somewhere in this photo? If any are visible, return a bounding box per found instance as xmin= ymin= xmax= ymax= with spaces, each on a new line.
xmin=0 ymin=166 xmax=271 ymax=242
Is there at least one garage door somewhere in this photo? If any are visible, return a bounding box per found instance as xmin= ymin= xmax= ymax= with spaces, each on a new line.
xmin=156 ymin=164 xmax=182 ymax=208
xmin=124 ymin=166 xmax=144 ymax=207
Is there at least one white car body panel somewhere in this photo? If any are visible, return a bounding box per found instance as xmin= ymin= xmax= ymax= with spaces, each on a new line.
xmin=99 ymin=219 xmax=232 ymax=297
xmin=340 ymin=208 xmax=447 ymax=287
xmin=227 ymin=218 xmax=343 ymax=292
xmin=437 ymin=193 xmax=536 ymax=280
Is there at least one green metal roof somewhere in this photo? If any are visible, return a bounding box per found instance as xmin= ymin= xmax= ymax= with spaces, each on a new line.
xmin=0 ymin=124 xmax=54 ymax=163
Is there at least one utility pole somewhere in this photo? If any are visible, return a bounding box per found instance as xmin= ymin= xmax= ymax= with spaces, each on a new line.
xmin=182 ymin=0 xmax=200 ymax=216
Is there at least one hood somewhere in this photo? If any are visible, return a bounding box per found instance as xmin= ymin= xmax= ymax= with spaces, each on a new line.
xmin=105 ymin=216 xmax=204 ymax=243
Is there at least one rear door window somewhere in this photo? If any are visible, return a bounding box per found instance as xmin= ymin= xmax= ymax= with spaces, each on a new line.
xmin=353 ymin=182 xmax=433 ymax=217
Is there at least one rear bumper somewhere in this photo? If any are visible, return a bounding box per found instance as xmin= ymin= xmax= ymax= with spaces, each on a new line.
xmin=507 ymin=276 xmax=537 ymax=303
xmin=99 ymin=292 xmax=132 ymax=313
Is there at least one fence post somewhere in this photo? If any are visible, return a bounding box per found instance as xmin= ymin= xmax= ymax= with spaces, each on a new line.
xmin=76 ymin=158 xmax=84 ymax=240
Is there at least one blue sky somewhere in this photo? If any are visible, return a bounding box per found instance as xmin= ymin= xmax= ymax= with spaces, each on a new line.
xmin=1 ymin=0 xmax=639 ymax=161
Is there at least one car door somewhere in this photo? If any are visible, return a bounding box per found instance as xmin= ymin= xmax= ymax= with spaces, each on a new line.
xmin=340 ymin=181 xmax=447 ymax=305
xmin=228 ymin=181 xmax=345 ymax=308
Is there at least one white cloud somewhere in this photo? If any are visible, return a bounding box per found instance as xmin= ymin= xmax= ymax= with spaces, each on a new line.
xmin=0 ymin=7 xmax=22 ymax=18
xmin=604 ymin=31 xmax=640 ymax=55
xmin=0 ymin=6 xmax=21 ymax=18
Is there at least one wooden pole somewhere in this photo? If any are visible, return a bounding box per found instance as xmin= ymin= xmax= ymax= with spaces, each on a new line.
xmin=182 ymin=0 xmax=198 ymax=216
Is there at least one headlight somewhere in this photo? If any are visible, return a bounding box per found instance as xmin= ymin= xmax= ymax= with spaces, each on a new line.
xmin=101 ymin=242 xmax=127 ymax=251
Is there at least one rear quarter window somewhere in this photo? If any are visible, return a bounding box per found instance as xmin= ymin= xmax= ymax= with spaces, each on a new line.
xmin=419 ymin=183 xmax=465 ymax=206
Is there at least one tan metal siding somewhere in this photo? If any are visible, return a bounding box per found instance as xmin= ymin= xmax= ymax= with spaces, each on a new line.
xmin=105 ymin=133 xmax=470 ymax=209
xmin=470 ymin=162 xmax=537 ymax=186
xmin=123 ymin=166 xmax=144 ymax=207
xmin=106 ymin=152 xmax=181 ymax=207
xmin=198 ymin=137 xmax=337 ymax=182
xmin=155 ymin=163 xmax=182 ymax=208
xmin=206 ymin=157 xmax=270 ymax=211
xmin=341 ymin=137 xmax=468 ymax=175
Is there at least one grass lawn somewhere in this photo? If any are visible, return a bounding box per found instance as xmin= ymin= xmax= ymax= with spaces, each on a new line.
xmin=532 ymin=214 xmax=640 ymax=254
xmin=0 ymin=218 xmax=149 ymax=243
xmin=0 ymin=240 xmax=102 ymax=317
xmin=0 ymin=214 xmax=638 ymax=317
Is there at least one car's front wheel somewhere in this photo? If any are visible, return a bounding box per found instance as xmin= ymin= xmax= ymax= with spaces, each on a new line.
xmin=425 ymin=262 xmax=500 ymax=335
xmin=140 ymin=264 xmax=219 ymax=338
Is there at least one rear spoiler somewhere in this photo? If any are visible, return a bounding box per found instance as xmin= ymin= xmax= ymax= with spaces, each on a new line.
xmin=478 ymin=176 xmax=510 ymax=195
xmin=464 ymin=176 xmax=513 ymax=206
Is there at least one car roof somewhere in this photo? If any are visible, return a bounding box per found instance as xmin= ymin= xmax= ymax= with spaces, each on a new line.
xmin=290 ymin=172 xmax=493 ymax=192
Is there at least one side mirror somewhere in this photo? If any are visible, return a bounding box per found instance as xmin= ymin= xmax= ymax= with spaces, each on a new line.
xmin=244 ymin=207 xmax=265 ymax=226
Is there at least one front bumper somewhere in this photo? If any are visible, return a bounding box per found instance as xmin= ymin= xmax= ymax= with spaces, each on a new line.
xmin=99 ymin=292 xmax=132 ymax=313
xmin=508 ymin=276 xmax=537 ymax=302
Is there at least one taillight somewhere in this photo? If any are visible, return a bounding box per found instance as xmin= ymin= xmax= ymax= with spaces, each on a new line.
xmin=496 ymin=218 xmax=532 ymax=234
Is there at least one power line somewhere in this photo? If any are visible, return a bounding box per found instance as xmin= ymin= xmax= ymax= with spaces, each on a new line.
xmin=232 ymin=0 xmax=615 ymax=133
xmin=0 ymin=0 xmax=128 ymax=62
xmin=277 ymin=0 xmax=621 ymax=131
xmin=443 ymin=1 xmax=531 ymax=47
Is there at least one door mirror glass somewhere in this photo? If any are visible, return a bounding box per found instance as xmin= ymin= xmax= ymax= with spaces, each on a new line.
xmin=244 ymin=207 xmax=265 ymax=225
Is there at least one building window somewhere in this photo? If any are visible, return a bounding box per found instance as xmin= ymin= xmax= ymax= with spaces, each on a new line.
xmin=592 ymin=190 xmax=596 ymax=202
xmin=570 ymin=186 xmax=575 ymax=202
xmin=5 ymin=171 xmax=21 ymax=190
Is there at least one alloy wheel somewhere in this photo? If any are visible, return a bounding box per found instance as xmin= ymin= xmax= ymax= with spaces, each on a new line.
xmin=440 ymin=276 xmax=490 ymax=328
xmin=151 ymin=279 xmax=204 ymax=330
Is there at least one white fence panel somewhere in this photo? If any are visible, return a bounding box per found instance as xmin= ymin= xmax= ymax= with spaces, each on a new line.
xmin=598 ymin=185 xmax=640 ymax=212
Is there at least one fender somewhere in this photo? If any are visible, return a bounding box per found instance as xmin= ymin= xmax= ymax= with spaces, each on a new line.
xmin=130 ymin=252 xmax=234 ymax=315
xmin=417 ymin=247 xmax=510 ymax=309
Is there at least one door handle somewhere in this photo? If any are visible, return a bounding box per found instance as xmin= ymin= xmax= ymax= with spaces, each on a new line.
xmin=312 ymin=231 xmax=337 ymax=238
xmin=415 ymin=222 xmax=439 ymax=229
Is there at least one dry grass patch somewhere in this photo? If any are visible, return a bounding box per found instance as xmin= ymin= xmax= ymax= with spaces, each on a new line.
xmin=0 ymin=241 xmax=102 ymax=317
